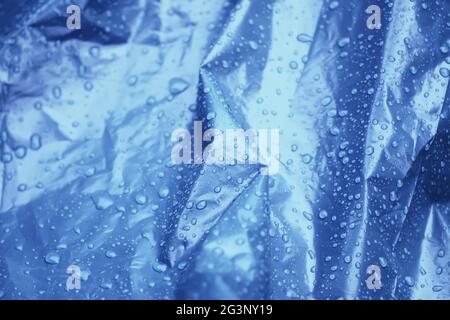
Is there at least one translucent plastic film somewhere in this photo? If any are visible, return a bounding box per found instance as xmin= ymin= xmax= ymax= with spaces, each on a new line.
xmin=0 ymin=0 xmax=449 ymax=299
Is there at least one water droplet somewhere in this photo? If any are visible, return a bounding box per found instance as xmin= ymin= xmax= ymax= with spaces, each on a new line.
xmin=319 ymin=210 xmax=328 ymax=219
xmin=196 ymin=200 xmax=207 ymax=210
xmin=135 ymin=193 xmax=148 ymax=205
xmin=248 ymin=41 xmax=259 ymax=50
xmin=389 ymin=191 xmax=397 ymax=202
xmin=439 ymin=45 xmax=449 ymax=54
xmin=329 ymin=126 xmax=340 ymax=136
xmin=105 ymin=250 xmax=117 ymax=258
xmin=379 ymin=257 xmax=388 ymax=267
xmin=52 ymin=86 xmax=62 ymax=99
xmin=296 ymin=33 xmax=313 ymax=43
xmin=84 ymin=81 xmax=93 ymax=91
xmin=404 ymin=276 xmax=415 ymax=287
xmin=366 ymin=146 xmax=374 ymax=155
xmin=128 ymin=76 xmax=138 ymax=86
xmin=439 ymin=67 xmax=450 ymax=78
xmin=301 ymin=154 xmax=313 ymax=164
xmin=34 ymin=101 xmax=43 ymax=110
xmin=44 ymin=252 xmax=60 ymax=265
xmin=177 ymin=261 xmax=188 ymax=270
xmin=100 ymin=281 xmax=113 ymax=289
xmin=432 ymin=285 xmax=443 ymax=292
xmin=329 ymin=1 xmax=339 ymax=10
xmin=152 ymin=262 xmax=168 ymax=273
xmin=1 ymin=153 xmax=12 ymax=163
xmin=89 ymin=46 xmax=100 ymax=57
xmin=29 ymin=134 xmax=42 ymax=150
xmin=14 ymin=146 xmax=27 ymax=159
xmin=85 ymin=167 xmax=96 ymax=177
xmin=169 ymin=78 xmax=189 ymax=95
xmin=158 ymin=187 xmax=170 ymax=198
xmin=321 ymin=96 xmax=332 ymax=106
xmin=337 ymin=37 xmax=350 ymax=48
xmin=91 ymin=192 xmax=114 ymax=210
xmin=206 ymin=112 xmax=216 ymax=120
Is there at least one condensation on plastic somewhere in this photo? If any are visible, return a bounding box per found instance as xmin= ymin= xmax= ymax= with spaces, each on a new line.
xmin=0 ymin=0 xmax=449 ymax=300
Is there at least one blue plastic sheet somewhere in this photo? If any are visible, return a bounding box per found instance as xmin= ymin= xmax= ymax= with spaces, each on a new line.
xmin=0 ymin=0 xmax=449 ymax=300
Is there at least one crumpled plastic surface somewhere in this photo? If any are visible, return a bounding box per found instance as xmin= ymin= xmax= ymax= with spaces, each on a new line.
xmin=0 ymin=0 xmax=449 ymax=300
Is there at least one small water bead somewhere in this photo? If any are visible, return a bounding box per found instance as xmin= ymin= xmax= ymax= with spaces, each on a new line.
xmin=44 ymin=252 xmax=60 ymax=265
xmin=135 ymin=193 xmax=148 ymax=205
xmin=404 ymin=276 xmax=415 ymax=287
xmin=321 ymin=96 xmax=332 ymax=106
xmin=185 ymin=201 xmax=194 ymax=209
xmin=158 ymin=187 xmax=170 ymax=198
xmin=379 ymin=256 xmax=388 ymax=267
xmin=34 ymin=101 xmax=43 ymax=110
xmin=329 ymin=1 xmax=339 ymax=10
xmin=337 ymin=37 xmax=350 ymax=48
xmin=85 ymin=167 xmax=96 ymax=177
xmin=303 ymin=211 xmax=313 ymax=221
xmin=52 ymin=86 xmax=62 ymax=99
xmin=14 ymin=146 xmax=27 ymax=159
xmin=319 ymin=210 xmax=328 ymax=219
xmin=105 ymin=250 xmax=117 ymax=258
xmin=128 ymin=76 xmax=138 ymax=86
xmin=177 ymin=262 xmax=188 ymax=270
xmin=100 ymin=282 xmax=113 ymax=289
xmin=29 ymin=134 xmax=42 ymax=150
xmin=146 ymin=96 xmax=157 ymax=106
xmin=206 ymin=111 xmax=216 ymax=120
xmin=439 ymin=45 xmax=449 ymax=54
xmin=152 ymin=262 xmax=168 ymax=273
xmin=196 ymin=200 xmax=207 ymax=210
xmin=169 ymin=77 xmax=189 ymax=95
xmin=91 ymin=192 xmax=114 ymax=210
xmin=248 ymin=41 xmax=258 ymax=50
xmin=296 ymin=33 xmax=313 ymax=43
xmin=89 ymin=46 xmax=100 ymax=58
xmin=84 ymin=81 xmax=94 ymax=91
xmin=439 ymin=67 xmax=450 ymax=78
xmin=432 ymin=285 xmax=443 ymax=292
xmin=389 ymin=191 xmax=397 ymax=202
xmin=301 ymin=154 xmax=313 ymax=164
xmin=289 ymin=61 xmax=298 ymax=70
xmin=329 ymin=126 xmax=340 ymax=136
